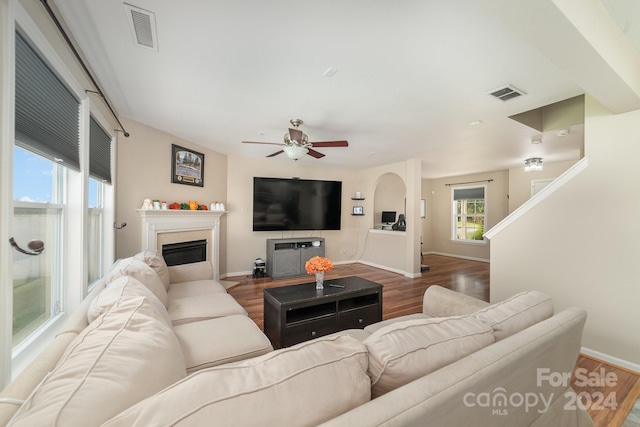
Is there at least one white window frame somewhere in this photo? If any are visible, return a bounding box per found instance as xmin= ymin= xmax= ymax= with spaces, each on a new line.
xmin=88 ymin=178 xmax=104 ymax=287
xmin=7 ymin=8 xmax=87 ymax=373
xmin=87 ymin=106 xmax=116 ymax=291
xmin=451 ymin=185 xmax=487 ymax=245
xmin=1 ymin=2 xmax=115 ymax=386
xmin=11 ymin=199 xmax=65 ymax=355
xmin=12 ymin=149 xmax=67 ymax=353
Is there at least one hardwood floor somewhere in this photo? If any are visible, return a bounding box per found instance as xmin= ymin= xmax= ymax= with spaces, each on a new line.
xmin=226 ymin=254 xmax=639 ymax=426
xmin=572 ymin=354 xmax=640 ymax=427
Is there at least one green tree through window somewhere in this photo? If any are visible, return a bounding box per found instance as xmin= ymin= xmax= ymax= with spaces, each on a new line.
xmin=452 ymin=187 xmax=486 ymax=242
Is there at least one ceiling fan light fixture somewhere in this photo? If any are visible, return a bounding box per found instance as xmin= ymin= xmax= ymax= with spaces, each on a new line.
xmin=284 ymin=132 xmax=309 ymax=145
xmin=243 ymin=118 xmax=348 ymax=159
xmin=283 ymin=146 xmax=308 ymax=160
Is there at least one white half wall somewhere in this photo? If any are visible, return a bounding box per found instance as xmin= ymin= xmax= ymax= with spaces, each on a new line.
xmin=489 ymin=95 xmax=640 ymax=367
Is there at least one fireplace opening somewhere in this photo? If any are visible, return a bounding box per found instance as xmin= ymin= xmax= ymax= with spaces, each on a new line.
xmin=162 ymin=239 xmax=207 ymax=266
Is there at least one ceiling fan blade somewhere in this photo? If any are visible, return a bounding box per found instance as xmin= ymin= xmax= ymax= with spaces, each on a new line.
xmin=310 ymin=140 xmax=348 ymax=148
xmin=307 ymin=148 xmax=325 ymax=158
xmin=288 ymin=128 xmax=304 ymax=143
xmin=266 ymin=150 xmax=284 ymax=157
xmin=242 ymin=141 xmax=284 ymax=146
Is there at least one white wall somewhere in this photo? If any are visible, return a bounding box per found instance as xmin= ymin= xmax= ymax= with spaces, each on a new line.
xmin=115 ymin=118 xmax=228 ymax=266
xmin=225 ymin=157 xmax=422 ymax=277
xmin=489 ymin=95 xmax=640 ymax=368
xmin=508 ymin=160 xmax=577 ymax=213
xmin=115 ymin=125 xmax=424 ymax=278
xmin=373 ymin=173 xmax=405 ymax=226
xmin=225 ymin=156 xmax=362 ymax=275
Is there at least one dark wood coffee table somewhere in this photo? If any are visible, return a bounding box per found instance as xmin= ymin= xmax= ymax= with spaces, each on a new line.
xmin=263 ymin=276 xmax=383 ymax=349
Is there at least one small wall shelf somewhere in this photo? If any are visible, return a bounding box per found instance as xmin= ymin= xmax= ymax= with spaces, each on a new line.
xmin=351 ymin=197 xmax=365 ymax=216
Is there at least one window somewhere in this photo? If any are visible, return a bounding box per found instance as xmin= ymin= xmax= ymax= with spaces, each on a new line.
xmin=87 ymin=116 xmax=112 ymax=285
xmin=14 ymin=30 xmax=80 ymax=171
xmin=452 ymin=186 xmax=486 ymax=242
xmin=88 ymin=179 xmax=104 ymax=285
xmin=12 ymin=147 xmax=65 ymax=347
xmin=3 ymin=5 xmax=116 ymax=385
xmin=12 ymin=27 xmax=79 ymax=350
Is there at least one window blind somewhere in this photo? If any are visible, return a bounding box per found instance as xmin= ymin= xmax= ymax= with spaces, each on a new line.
xmin=453 ymin=187 xmax=485 ymax=200
xmin=15 ymin=30 xmax=80 ymax=170
xmin=89 ymin=116 xmax=112 ymax=183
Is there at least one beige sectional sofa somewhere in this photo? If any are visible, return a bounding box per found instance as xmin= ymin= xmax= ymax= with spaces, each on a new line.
xmin=0 ymin=251 xmax=593 ymax=426
xmin=0 ymin=251 xmax=273 ymax=426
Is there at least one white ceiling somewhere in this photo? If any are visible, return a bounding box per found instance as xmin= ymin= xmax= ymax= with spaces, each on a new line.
xmin=52 ymin=0 xmax=640 ymax=178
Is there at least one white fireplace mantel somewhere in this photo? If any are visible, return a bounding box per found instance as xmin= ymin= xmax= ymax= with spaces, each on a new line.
xmin=137 ymin=209 xmax=226 ymax=281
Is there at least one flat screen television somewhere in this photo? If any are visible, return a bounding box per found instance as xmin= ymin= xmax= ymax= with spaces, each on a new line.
xmin=253 ymin=177 xmax=342 ymax=231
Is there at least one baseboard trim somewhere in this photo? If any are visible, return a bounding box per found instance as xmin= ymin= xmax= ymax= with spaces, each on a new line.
xmin=357 ymin=260 xmax=410 ymax=277
xmin=581 ymin=346 xmax=640 ymax=374
xmin=221 ymin=270 xmax=252 ymax=279
xmin=224 ymin=261 xmax=365 ymax=281
xmin=425 ymin=251 xmax=490 ymax=263
xmin=226 ymin=259 xmax=430 ymax=282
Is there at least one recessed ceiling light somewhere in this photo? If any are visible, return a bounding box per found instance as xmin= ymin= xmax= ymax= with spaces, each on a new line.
xmin=323 ymin=67 xmax=338 ymax=77
xmin=470 ymin=120 xmax=483 ymax=126
xmin=556 ymin=128 xmax=570 ymax=137
xmin=531 ymin=137 xmax=542 ymax=144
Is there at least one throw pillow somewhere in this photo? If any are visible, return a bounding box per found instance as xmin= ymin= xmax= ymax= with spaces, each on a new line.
xmin=133 ymin=250 xmax=170 ymax=289
xmin=472 ymin=290 xmax=553 ymax=340
xmin=105 ymin=257 xmax=168 ymax=307
xmin=9 ymin=296 xmax=186 ymax=427
xmin=87 ymin=275 xmax=169 ymax=325
xmin=102 ymin=334 xmax=370 ymax=426
xmin=364 ymin=315 xmax=495 ymax=398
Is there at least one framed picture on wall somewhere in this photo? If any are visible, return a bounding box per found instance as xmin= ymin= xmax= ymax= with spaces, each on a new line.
xmin=353 ymin=206 xmax=364 ymax=215
xmin=171 ymin=144 xmax=204 ymax=187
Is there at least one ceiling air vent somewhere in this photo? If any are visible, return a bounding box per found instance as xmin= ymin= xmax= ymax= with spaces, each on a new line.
xmin=488 ymin=85 xmax=526 ymax=101
xmin=124 ymin=3 xmax=158 ymax=51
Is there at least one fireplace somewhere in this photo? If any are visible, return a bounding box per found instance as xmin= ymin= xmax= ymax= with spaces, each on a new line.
xmin=162 ymin=239 xmax=207 ymax=266
xmin=137 ymin=209 xmax=225 ymax=281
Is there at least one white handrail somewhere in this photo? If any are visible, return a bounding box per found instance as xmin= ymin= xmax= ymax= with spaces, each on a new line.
xmin=484 ymin=156 xmax=590 ymax=240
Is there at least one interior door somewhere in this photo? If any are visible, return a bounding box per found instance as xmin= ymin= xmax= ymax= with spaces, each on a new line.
xmin=531 ymin=179 xmax=554 ymax=196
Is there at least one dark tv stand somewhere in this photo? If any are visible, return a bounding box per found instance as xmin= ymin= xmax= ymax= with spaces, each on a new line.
xmin=266 ymin=238 xmax=325 ymax=279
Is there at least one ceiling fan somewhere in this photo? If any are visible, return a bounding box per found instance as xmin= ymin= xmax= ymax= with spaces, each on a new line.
xmin=242 ymin=119 xmax=348 ymax=160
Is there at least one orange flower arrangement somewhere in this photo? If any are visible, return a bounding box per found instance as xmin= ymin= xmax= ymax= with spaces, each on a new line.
xmin=305 ymin=256 xmax=334 ymax=275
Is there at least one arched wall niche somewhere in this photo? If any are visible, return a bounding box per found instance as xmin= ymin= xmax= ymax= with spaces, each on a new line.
xmin=373 ymin=172 xmax=406 ymax=227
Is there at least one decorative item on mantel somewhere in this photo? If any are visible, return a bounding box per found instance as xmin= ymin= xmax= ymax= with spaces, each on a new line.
xmin=305 ymin=256 xmax=334 ymax=290
xmin=210 ymin=202 xmax=226 ymax=211
xmin=141 ymin=199 xmax=228 ymax=211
